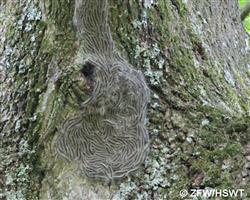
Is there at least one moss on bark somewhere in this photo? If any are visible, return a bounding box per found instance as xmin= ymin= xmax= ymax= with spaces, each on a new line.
xmin=0 ymin=0 xmax=250 ymax=199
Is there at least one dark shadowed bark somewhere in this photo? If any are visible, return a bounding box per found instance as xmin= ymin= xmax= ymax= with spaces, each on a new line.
xmin=0 ymin=0 xmax=250 ymax=200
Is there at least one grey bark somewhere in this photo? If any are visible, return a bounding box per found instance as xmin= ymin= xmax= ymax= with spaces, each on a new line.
xmin=0 ymin=0 xmax=250 ymax=200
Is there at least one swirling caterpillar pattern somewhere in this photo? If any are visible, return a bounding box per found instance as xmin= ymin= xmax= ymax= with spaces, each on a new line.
xmin=56 ymin=0 xmax=150 ymax=180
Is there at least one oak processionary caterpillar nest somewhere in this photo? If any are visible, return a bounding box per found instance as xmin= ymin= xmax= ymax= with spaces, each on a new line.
xmin=56 ymin=0 xmax=150 ymax=180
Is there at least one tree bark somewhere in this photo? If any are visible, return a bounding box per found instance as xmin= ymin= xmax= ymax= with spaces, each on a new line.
xmin=0 ymin=0 xmax=250 ymax=200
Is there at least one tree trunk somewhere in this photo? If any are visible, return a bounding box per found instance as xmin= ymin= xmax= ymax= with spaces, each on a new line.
xmin=0 ymin=0 xmax=249 ymax=200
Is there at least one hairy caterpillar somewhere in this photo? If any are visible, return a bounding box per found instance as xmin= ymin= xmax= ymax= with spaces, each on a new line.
xmin=56 ymin=0 xmax=150 ymax=180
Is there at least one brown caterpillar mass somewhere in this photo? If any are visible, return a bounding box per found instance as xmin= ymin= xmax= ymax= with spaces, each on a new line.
xmin=56 ymin=0 xmax=150 ymax=180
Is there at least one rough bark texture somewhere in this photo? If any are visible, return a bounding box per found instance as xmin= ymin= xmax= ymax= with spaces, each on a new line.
xmin=0 ymin=0 xmax=250 ymax=200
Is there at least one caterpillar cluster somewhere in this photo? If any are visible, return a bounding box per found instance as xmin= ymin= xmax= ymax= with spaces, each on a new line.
xmin=55 ymin=0 xmax=150 ymax=180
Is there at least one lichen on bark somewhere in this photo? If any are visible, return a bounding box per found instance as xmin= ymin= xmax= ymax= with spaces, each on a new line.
xmin=1 ymin=0 xmax=250 ymax=200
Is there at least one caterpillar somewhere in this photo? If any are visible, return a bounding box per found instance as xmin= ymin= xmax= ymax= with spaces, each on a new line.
xmin=56 ymin=0 xmax=150 ymax=180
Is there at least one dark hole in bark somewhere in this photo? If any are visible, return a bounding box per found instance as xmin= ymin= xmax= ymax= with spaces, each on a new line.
xmin=80 ymin=62 xmax=96 ymax=91
xmin=81 ymin=62 xmax=95 ymax=78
